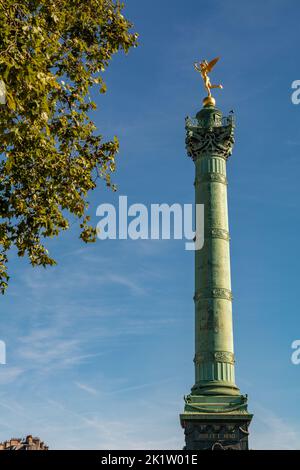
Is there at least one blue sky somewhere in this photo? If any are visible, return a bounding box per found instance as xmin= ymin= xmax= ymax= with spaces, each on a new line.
xmin=1 ymin=0 xmax=300 ymax=449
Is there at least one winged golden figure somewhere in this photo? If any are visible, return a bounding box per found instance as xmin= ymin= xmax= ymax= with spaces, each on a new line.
xmin=194 ymin=57 xmax=223 ymax=98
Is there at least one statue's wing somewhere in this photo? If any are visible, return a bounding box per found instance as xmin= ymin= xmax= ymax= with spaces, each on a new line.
xmin=206 ymin=57 xmax=220 ymax=72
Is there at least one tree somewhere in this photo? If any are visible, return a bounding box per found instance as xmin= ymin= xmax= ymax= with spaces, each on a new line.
xmin=0 ymin=0 xmax=138 ymax=293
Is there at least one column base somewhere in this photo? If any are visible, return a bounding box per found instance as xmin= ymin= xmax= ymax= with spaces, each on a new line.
xmin=192 ymin=381 xmax=241 ymax=396
xmin=180 ymin=394 xmax=252 ymax=450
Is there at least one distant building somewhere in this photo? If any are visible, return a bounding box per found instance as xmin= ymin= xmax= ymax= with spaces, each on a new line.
xmin=0 ymin=435 xmax=48 ymax=450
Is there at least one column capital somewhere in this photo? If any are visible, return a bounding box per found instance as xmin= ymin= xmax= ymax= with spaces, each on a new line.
xmin=185 ymin=109 xmax=235 ymax=161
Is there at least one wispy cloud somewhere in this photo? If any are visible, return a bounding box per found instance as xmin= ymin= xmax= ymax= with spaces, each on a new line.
xmin=75 ymin=382 xmax=98 ymax=396
xmin=0 ymin=367 xmax=24 ymax=385
xmin=101 ymin=273 xmax=146 ymax=295
xmin=17 ymin=328 xmax=81 ymax=367
xmin=109 ymin=377 xmax=175 ymax=395
xmin=251 ymin=403 xmax=300 ymax=450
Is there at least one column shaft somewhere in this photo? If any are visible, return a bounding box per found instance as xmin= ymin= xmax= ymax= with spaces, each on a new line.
xmin=193 ymin=154 xmax=238 ymax=395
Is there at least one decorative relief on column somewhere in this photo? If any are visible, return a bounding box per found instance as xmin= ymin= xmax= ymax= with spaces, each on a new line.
xmin=183 ymin=420 xmax=251 ymax=450
xmin=195 ymin=174 xmax=228 ymax=185
xmin=186 ymin=119 xmax=235 ymax=161
xmin=183 ymin=395 xmax=249 ymax=415
xmin=194 ymin=351 xmax=235 ymax=365
xmin=194 ymin=287 xmax=233 ymax=301
xmin=214 ymin=351 xmax=235 ymax=364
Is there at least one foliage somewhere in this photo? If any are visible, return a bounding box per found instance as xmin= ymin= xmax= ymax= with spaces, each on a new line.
xmin=0 ymin=0 xmax=137 ymax=293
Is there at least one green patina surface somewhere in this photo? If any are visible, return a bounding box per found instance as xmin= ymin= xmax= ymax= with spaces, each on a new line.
xmin=181 ymin=104 xmax=252 ymax=425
